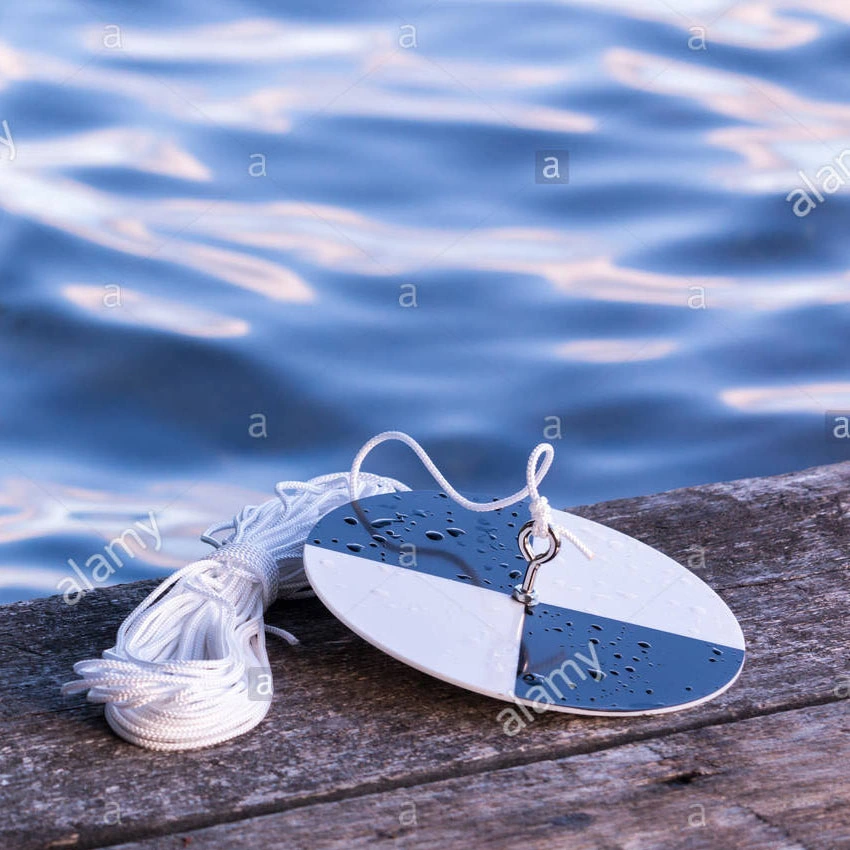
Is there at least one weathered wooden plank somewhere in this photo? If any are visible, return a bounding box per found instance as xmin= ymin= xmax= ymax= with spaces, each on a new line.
xmin=107 ymin=700 xmax=850 ymax=850
xmin=0 ymin=461 xmax=847 ymax=849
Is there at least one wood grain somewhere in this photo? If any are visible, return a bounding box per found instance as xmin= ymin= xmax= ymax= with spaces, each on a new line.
xmin=1 ymin=460 xmax=848 ymax=849
xmin=109 ymin=701 xmax=850 ymax=850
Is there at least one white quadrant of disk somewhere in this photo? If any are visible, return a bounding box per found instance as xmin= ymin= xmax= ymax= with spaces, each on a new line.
xmin=533 ymin=508 xmax=745 ymax=650
xmin=303 ymin=544 xmax=525 ymax=696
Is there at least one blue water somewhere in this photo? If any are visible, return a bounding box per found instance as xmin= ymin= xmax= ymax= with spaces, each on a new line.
xmin=1 ymin=1 xmax=848 ymax=603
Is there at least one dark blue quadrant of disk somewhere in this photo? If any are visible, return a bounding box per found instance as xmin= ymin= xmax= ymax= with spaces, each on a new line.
xmin=515 ymin=603 xmax=744 ymax=711
xmin=308 ymin=490 xmax=533 ymax=596
xmin=309 ymin=490 xmax=745 ymax=712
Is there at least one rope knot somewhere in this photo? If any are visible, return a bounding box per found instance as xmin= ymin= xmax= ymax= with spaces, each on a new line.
xmin=529 ymin=495 xmax=552 ymax=539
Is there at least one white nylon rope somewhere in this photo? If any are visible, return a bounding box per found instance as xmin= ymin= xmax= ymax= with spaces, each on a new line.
xmin=63 ymin=432 xmax=591 ymax=752
xmin=61 ymin=470 xmax=407 ymax=751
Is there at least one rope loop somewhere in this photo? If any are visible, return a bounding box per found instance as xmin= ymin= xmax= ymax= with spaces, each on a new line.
xmin=350 ymin=431 xmax=593 ymax=559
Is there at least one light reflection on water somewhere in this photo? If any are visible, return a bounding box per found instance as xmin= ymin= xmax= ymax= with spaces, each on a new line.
xmin=0 ymin=0 xmax=848 ymax=602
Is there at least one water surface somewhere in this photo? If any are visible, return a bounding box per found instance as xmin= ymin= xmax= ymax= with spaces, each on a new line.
xmin=0 ymin=0 xmax=848 ymax=602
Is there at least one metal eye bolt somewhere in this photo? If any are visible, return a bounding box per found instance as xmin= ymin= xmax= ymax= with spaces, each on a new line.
xmin=512 ymin=520 xmax=560 ymax=606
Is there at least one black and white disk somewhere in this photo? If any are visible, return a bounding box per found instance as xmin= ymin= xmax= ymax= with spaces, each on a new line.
xmin=303 ymin=491 xmax=745 ymax=715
